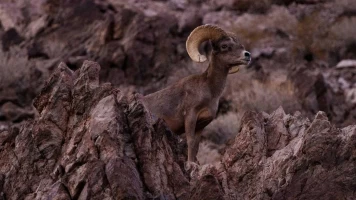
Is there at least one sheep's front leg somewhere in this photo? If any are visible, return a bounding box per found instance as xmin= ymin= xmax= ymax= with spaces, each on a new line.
xmin=184 ymin=110 xmax=201 ymax=173
xmin=188 ymin=129 xmax=201 ymax=163
xmin=185 ymin=110 xmax=198 ymax=162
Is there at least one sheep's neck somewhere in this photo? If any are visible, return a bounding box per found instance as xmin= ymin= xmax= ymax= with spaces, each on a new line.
xmin=206 ymin=58 xmax=229 ymax=98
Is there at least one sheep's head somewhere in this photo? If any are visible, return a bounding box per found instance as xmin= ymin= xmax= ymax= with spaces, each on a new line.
xmin=186 ymin=24 xmax=251 ymax=74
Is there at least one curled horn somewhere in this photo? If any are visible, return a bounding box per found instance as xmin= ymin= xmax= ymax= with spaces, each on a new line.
xmin=186 ymin=24 xmax=227 ymax=63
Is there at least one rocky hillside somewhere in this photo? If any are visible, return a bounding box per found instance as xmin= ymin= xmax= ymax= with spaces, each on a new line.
xmin=1 ymin=0 xmax=356 ymax=131
xmin=0 ymin=61 xmax=355 ymax=199
xmin=1 ymin=0 xmax=356 ymax=199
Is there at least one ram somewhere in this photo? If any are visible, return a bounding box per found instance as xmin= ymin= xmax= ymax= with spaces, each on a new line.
xmin=143 ymin=24 xmax=251 ymax=170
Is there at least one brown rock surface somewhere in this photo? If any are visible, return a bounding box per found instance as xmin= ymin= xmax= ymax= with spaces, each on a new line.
xmin=0 ymin=61 xmax=189 ymax=199
xmin=1 ymin=61 xmax=355 ymax=199
xmin=1 ymin=0 xmax=356 ymax=198
xmin=1 ymin=0 xmax=356 ymax=129
xmin=194 ymin=110 xmax=356 ymax=199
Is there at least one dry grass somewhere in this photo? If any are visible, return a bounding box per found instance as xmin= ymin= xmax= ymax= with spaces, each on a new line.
xmin=225 ymin=69 xmax=302 ymax=114
xmin=0 ymin=48 xmax=29 ymax=86
xmin=202 ymin=112 xmax=243 ymax=145
xmin=197 ymin=140 xmax=222 ymax=165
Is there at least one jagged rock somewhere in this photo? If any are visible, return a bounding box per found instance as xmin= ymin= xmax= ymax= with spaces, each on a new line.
xmin=1 ymin=61 xmax=355 ymax=199
xmin=1 ymin=0 xmax=356 ymax=129
xmin=192 ymin=110 xmax=356 ymax=199
xmin=0 ymin=0 xmax=356 ymax=197
xmin=0 ymin=61 xmax=189 ymax=199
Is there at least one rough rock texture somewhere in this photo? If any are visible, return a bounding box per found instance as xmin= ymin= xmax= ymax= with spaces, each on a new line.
xmin=0 ymin=61 xmax=189 ymax=199
xmin=1 ymin=0 xmax=356 ymax=130
xmin=1 ymin=61 xmax=356 ymax=199
xmin=194 ymin=107 xmax=356 ymax=199
xmin=1 ymin=0 xmax=356 ymax=198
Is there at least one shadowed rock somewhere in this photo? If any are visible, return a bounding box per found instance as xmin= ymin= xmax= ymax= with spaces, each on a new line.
xmin=1 ymin=0 xmax=356 ymax=129
xmin=195 ymin=110 xmax=356 ymax=200
xmin=0 ymin=61 xmax=189 ymax=199
xmin=0 ymin=61 xmax=355 ymax=199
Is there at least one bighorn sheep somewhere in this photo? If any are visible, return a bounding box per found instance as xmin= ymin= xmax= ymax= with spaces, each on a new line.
xmin=143 ymin=24 xmax=251 ymax=169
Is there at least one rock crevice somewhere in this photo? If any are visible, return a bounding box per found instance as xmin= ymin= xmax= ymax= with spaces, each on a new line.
xmin=0 ymin=61 xmax=355 ymax=200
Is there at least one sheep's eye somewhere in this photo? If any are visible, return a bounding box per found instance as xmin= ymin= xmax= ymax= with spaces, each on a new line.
xmin=221 ymin=45 xmax=228 ymax=49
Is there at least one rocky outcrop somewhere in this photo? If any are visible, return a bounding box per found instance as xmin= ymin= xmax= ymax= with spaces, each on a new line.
xmin=197 ymin=108 xmax=356 ymax=199
xmin=1 ymin=61 xmax=355 ymax=199
xmin=1 ymin=0 xmax=356 ymax=129
xmin=0 ymin=61 xmax=190 ymax=199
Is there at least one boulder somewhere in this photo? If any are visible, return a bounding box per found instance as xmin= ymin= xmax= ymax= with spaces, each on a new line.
xmin=1 ymin=61 xmax=355 ymax=199
xmin=0 ymin=61 xmax=189 ymax=199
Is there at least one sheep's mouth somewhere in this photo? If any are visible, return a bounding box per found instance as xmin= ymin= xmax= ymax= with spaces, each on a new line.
xmin=228 ymin=60 xmax=250 ymax=74
xmin=229 ymin=60 xmax=249 ymax=68
xmin=229 ymin=63 xmax=246 ymax=68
